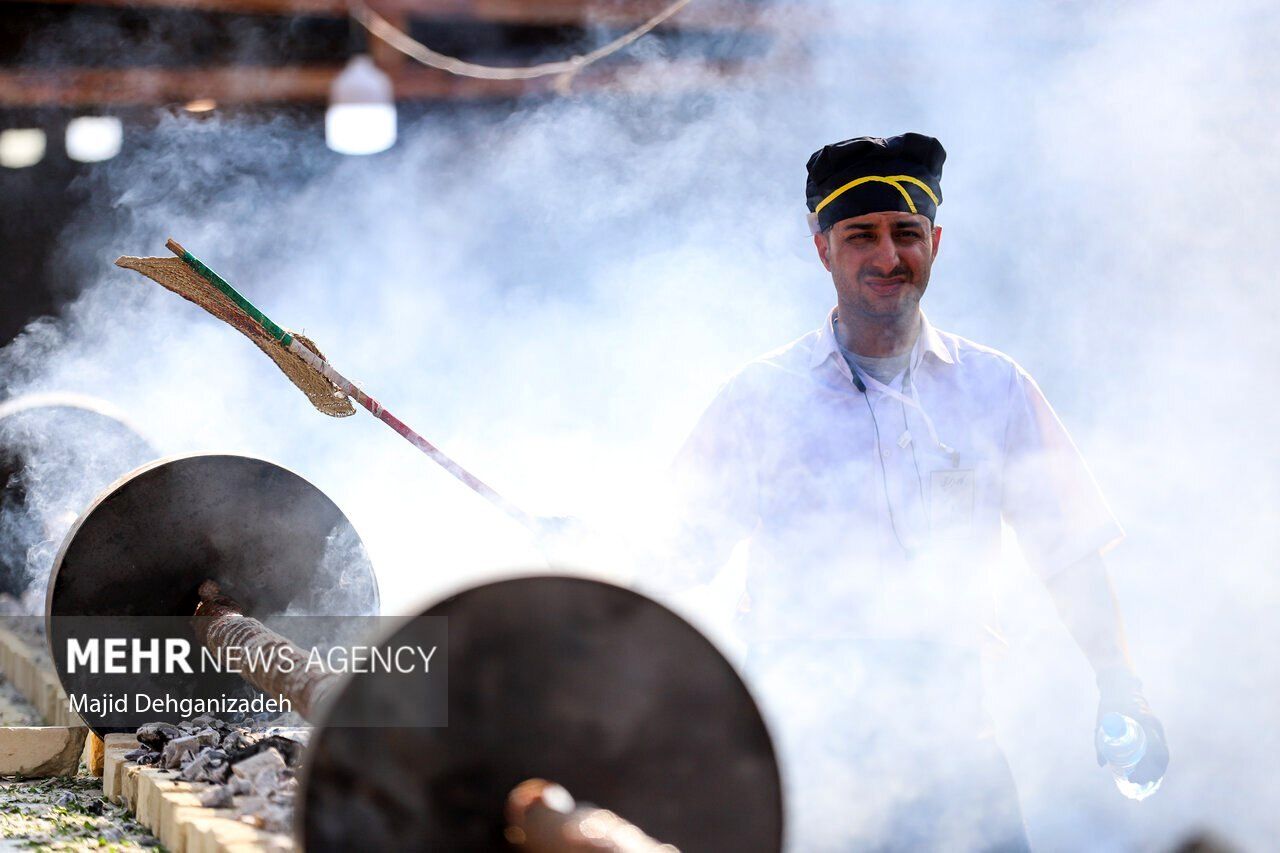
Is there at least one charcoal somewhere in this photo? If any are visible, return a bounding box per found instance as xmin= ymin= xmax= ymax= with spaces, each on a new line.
xmin=264 ymin=726 xmax=310 ymax=745
xmin=236 ymin=795 xmax=266 ymax=822
xmin=231 ymin=747 xmax=285 ymax=781
xmin=261 ymin=806 xmax=291 ymax=833
xmin=136 ymin=721 xmax=182 ymax=748
xmin=264 ymin=733 xmax=305 ymax=766
xmin=179 ymin=747 xmax=218 ymax=782
xmin=194 ymin=727 xmax=221 ymax=748
xmin=220 ymin=731 xmax=257 ymax=753
xmin=205 ymin=754 xmax=231 ymax=784
xmin=161 ymin=734 xmax=199 ymax=769
xmin=237 ymin=794 xmax=291 ymax=833
xmin=248 ymin=768 xmax=282 ymax=798
xmin=227 ymin=734 xmax=304 ymax=768
xmin=199 ymin=785 xmax=234 ymax=809
xmin=130 ymin=717 xmax=303 ymax=830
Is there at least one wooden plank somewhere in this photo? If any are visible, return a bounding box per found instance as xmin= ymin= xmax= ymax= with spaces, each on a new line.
xmin=102 ymin=733 xmax=139 ymax=802
xmin=0 ymin=67 xmax=344 ymax=106
xmin=86 ymin=730 xmax=105 ymax=776
xmin=0 ymin=57 xmax=751 ymax=105
xmin=0 ymin=725 xmax=88 ymax=776
xmin=0 ymin=621 xmax=90 ymax=778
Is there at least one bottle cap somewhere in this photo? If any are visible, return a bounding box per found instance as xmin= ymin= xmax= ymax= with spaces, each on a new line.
xmin=1101 ymin=712 xmax=1128 ymax=739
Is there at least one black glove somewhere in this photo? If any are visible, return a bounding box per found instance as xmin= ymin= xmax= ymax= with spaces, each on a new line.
xmin=1095 ymin=667 xmax=1169 ymax=785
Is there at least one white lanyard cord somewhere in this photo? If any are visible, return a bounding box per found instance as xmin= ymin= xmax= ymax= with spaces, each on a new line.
xmin=855 ymin=361 xmax=957 ymax=461
xmin=861 ymin=387 xmax=923 ymax=556
xmin=854 ymin=364 xmax=958 ymax=467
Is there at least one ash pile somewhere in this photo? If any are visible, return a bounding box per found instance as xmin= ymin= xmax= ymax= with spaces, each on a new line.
xmin=124 ymin=715 xmax=307 ymax=832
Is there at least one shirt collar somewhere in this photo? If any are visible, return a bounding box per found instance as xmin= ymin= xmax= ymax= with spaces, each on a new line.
xmin=916 ymin=311 xmax=955 ymax=366
xmin=808 ymin=308 xmax=955 ymax=373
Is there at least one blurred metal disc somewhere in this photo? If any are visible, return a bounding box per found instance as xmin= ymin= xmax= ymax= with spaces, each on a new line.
xmin=0 ymin=392 xmax=156 ymax=600
xmin=45 ymin=453 xmax=379 ymax=735
xmin=300 ymin=575 xmax=782 ymax=853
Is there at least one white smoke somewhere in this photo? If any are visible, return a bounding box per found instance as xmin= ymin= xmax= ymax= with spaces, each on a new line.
xmin=2 ymin=0 xmax=1277 ymax=848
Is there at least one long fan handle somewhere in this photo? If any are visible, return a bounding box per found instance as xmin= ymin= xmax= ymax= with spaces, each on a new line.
xmin=286 ymin=339 xmax=539 ymax=531
xmin=165 ymin=239 xmax=541 ymax=534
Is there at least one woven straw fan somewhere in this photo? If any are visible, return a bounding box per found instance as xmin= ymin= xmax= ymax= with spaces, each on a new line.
xmin=116 ymin=239 xmax=537 ymax=532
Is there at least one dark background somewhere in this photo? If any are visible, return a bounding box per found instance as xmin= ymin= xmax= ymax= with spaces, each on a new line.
xmin=0 ymin=1 xmax=767 ymax=346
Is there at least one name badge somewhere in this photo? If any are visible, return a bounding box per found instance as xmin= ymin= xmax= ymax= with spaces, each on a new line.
xmin=930 ymin=468 xmax=975 ymax=534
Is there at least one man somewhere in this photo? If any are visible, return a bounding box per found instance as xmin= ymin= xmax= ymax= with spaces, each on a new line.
xmin=664 ymin=134 xmax=1168 ymax=850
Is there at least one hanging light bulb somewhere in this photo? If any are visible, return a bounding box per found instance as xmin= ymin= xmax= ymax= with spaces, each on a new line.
xmin=0 ymin=129 xmax=46 ymax=168
xmin=326 ymin=55 xmax=396 ymax=156
xmin=66 ymin=116 xmax=123 ymax=163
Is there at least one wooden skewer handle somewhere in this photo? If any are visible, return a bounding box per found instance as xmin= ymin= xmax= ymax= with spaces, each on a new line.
xmin=505 ymin=779 xmax=680 ymax=853
xmin=190 ymin=580 xmax=338 ymax=722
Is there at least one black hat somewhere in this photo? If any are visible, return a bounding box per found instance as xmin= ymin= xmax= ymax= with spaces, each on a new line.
xmin=805 ymin=133 xmax=946 ymax=233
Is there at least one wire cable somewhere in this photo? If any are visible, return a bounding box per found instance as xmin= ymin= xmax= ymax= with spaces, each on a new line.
xmin=348 ymin=0 xmax=697 ymax=83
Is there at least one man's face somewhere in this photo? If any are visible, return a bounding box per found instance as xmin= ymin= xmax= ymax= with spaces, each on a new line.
xmin=813 ymin=211 xmax=942 ymax=322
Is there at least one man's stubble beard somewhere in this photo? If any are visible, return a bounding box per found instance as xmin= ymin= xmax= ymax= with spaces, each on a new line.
xmin=840 ymin=268 xmax=929 ymax=324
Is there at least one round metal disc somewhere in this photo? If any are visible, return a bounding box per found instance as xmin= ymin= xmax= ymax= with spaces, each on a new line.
xmin=46 ymin=453 xmax=379 ymax=735
xmin=0 ymin=393 xmax=156 ymax=600
xmin=300 ymin=575 xmax=783 ymax=853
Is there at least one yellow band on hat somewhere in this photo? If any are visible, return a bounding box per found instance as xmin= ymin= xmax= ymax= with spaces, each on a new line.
xmin=814 ymin=174 xmax=941 ymax=216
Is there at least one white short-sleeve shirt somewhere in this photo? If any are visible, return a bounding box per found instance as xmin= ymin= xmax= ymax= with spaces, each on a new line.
xmin=669 ymin=309 xmax=1123 ymax=646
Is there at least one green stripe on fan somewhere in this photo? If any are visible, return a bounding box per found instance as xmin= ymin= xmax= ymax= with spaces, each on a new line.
xmin=176 ymin=248 xmax=295 ymax=348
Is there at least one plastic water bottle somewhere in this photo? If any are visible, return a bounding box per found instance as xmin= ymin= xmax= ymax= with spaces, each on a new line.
xmin=1097 ymin=712 xmax=1163 ymax=801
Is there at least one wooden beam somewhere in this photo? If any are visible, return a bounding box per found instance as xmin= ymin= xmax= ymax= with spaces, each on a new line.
xmin=0 ymin=67 xmax=343 ymax=106
xmin=0 ymin=58 xmax=755 ymax=106
xmin=21 ymin=0 xmax=351 ymax=13
xmin=0 ymin=67 xmax=516 ymax=105
xmin=15 ymin=0 xmax=766 ymax=30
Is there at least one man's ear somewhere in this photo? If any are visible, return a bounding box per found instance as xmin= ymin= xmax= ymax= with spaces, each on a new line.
xmin=814 ymin=231 xmax=832 ymax=271
xmin=931 ymin=224 xmax=943 ymax=260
